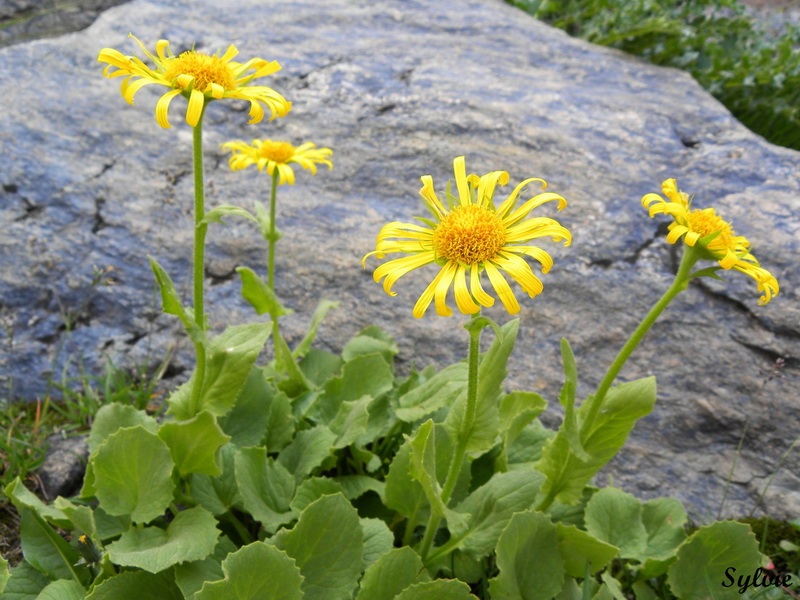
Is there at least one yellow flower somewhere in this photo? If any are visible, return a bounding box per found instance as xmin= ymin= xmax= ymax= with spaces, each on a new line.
xmin=642 ymin=178 xmax=779 ymax=305
xmin=98 ymin=34 xmax=291 ymax=128
xmin=222 ymin=139 xmax=333 ymax=185
xmin=363 ymin=156 xmax=571 ymax=318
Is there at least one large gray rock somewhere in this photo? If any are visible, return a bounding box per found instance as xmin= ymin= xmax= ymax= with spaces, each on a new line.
xmin=1 ymin=0 xmax=797 ymax=519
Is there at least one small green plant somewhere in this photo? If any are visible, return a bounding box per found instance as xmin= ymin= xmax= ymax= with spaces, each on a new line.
xmin=517 ymin=0 xmax=800 ymax=151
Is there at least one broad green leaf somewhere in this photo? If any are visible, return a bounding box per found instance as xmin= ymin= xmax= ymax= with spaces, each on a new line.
xmin=445 ymin=320 xmax=519 ymax=454
xmin=52 ymin=498 xmax=96 ymax=539
xmin=584 ymin=488 xmax=686 ymax=565
xmin=277 ymin=426 xmax=335 ymax=482
xmin=4 ymin=478 xmax=71 ymax=529
xmin=3 ymin=560 xmax=49 ymax=600
xmin=275 ymin=328 xmax=312 ymax=395
xmin=355 ymin=547 xmax=430 ymax=600
xmin=507 ymin=420 xmax=555 ymax=468
xmin=91 ymin=425 xmax=174 ymax=523
xmin=334 ymin=475 xmax=385 ymax=501
xmin=290 ymin=478 xmax=343 ymax=513
xmin=395 ymin=579 xmax=478 ymax=599
xmin=395 ymin=362 xmax=467 ymax=423
xmin=235 ymin=447 xmax=296 ymax=532
xmin=667 ymin=521 xmax=762 ymax=600
xmin=195 ymin=542 xmax=303 ymax=600
xmin=408 ymin=420 xmax=469 ymax=533
xmin=253 ymin=200 xmax=280 ymax=241
xmin=196 ymin=323 xmax=272 ymax=419
xmin=329 ymin=395 xmax=372 ymax=449
xmin=536 ymin=377 xmax=656 ymax=505
xmin=360 ymin=518 xmax=394 ymax=570
xmin=85 ymin=570 xmax=184 ymax=599
xmin=164 ymin=378 xmax=194 ymax=425
xmin=497 ymin=392 xmax=548 ymax=471
xmin=0 ymin=555 xmax=8 ymax=594
xmin=92 ymin=507 xmax=130 ymax=541
xmin=106 ymin=506 xmax=219 ymax=573
xmin=148 ymin=255 xmax=191 ymax=328
xmin=631 ymin=581 xmax=659 ymax=600
xmin=88 ymin=403 xmax=158 ymax=454
xmin=158 ymin=411 xmax=231 ymax=477
xmin=449 ymin=471 xmax=544 ymax=559
xmin=315 ymin=353 xmax=393 ymax=424
xmin=274 ymin=494 xmax=363 ymax=600
xmin=299 ymin=348 xmax=342 ymax=387
xmin=489 ymin=510 xmax=565 ymax=600
xmin=593 ymin=572 xmax=628 ymax=600
xmin=555 ymin=523 xmax=618 ymax=578
xmin=341 ymin=325 xmax=398 ymax=366
xmin=293 ymin=299 xmax=340 ymax=360
xmin=200 ymin=204 xmax=257 ymax=226
xmin=192 ymin=444 xmax=240 ymax=516
xmin=34 ymin=579 xmax=86 ymax=600
xmin=236 ymin=266 xmax=292 ymax=317
xmin=173 ymin=535 xmax=236 ymax=600
xmin=557 ymin=338 xmax=589 ymax=461
xmin=20 ymin=509 xmax=88 ymax=585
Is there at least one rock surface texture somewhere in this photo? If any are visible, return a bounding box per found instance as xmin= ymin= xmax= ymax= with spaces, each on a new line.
xmin=1 ymin=0 xmax=797 ymax=519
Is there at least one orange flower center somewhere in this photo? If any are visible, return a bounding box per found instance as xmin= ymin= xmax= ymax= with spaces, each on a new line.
xmin=432 ymin=205 xmax=506 ymax=265
xmin=163 ymin=51 xmax=236 ymax=91
xmin=257 ymin=141 xmax=296 ymax=163
xmin=686 ymin=208 xmax=734 ymax=248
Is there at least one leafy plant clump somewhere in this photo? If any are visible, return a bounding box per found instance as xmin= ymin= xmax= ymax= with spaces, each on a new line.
xmin=513 ymin=0 xmax=800 ymax=151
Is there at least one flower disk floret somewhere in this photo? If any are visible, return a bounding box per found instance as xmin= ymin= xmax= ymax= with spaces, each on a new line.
xmin=222 ymin=139 xmax=333 ymax=185
xmin=642 ymin=178 xmax=779 ymax=305
xmin=363 ymin=156 xmax=571 ymax=318
xmin=98 ymin=34 xmax=291 ymax=128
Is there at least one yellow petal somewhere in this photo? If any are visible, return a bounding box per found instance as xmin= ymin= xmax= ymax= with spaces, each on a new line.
xmin=484 ymin=262 xmax=520 ymax=314
xmin=373 ymin=252 xmax=436 ymax=295
xmin=185 ymin=89 xmax=205 ymax=127
xmin=413 ymin=265 xmax=450 ymax=318
xmin=494 ymin=253 xmax=544 ymax=297
xmin=434 ymin=262 xmax=457 ymax=316
xmin=453 ymin=156 xmax=470 ymax=206
xmin=470 ymin=263 xmax=495 ymax=307
xmin=154 ymin=88 xmax=183 ymax=128
xmin=453 ymin=265 xmax=480 ymax=314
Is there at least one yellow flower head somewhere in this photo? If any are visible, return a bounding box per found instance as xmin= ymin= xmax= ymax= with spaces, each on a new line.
xmin=222 ymin=139 xmax=333 ymax=185
xmin=642 ymin=178 xmax=779 ymax=305
xmin=98 ymin=34 xmax=291 ymax=128
xmin=363 ymin=156 xmax=571 ymax=318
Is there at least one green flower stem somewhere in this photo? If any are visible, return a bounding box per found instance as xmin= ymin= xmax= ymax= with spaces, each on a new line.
xmin=419 ymin=312 xmax=482 ymax=562
xmin=580 ymin=245 xmax=699 ymax=437
xmin=189 ymin=108 xmax=208 ymax=415
xmin=267 ymin=169 xmax=282 ymax=361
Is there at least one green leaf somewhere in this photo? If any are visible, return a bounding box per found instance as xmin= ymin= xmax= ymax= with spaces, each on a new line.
xmin=277 ymin=426 xmax=335 ymax=483
xmin=158 ymin=411 xmax=231 ymax=477
xmin=290 ymin=477 xmax=343 ymax=513
xmin=35 ymin=579 xmax=86 ymax=600
xmin=85 ymin=570 xmax=184 ymax=600
xmin=173 ymin=536 xmax=236 ymax=600
xmin=489 ymin=510 xmax=565 ymax=600
xmin=355 ymin=547 xmax=430 ymax=600
xmin=408 ymin=420 xmax=469 ymax=533
xmin=315 ymin=353 xmax=393 ymax=424
xmin=3 ymin=478 xmax=71 ymax=529
xmin=106 ymin=506 xmax=219 ymax=573
xmin=395 ymin=579 xmax=478 ymax=599
xmin=200 ymin=204 xmax=257 ymax=226
xmin=253 ymin=200 xmax=282 ymax=242
xmin=497 ymin=392 xmax=548 ymax=471
xmin=555 ymin=523 xmax=618 ymax=578
xmin=395 ymin=363 xmax=467 ymax=423
xmin=0 ymin=555 xmax=8 ymax=595
xmin=236 ymin=266 xmax=293 ymax=317
xmin=360 ymin=518 xmax=394 ymax=570
xmin=507 ymin=420 xmax=554 ymax=468
xmin=536 ymin=377 xmax=656 ymax=506
xmin=445 ymin=319 xmax=519 ymax=454
xmin=341 ymin=325 xmax=398 ymax=366
xmin=20 ymin=509 xmax=88 ymax=585
xmin=273 ymin=494 xmax=363 ymax=600
xmin=329 ymin=395 xmax=372 ymax=449
xmin=334 ymin=475 xmax=386 ymax=501
xmin=192 ymin=444 xmax=241 ymax=516
xmin=3 ymin=560 xmax=49 ymax=600
xmin=449 ymin=471 xmax=544 ymax=559
xmin=299 ymin=348 xmax=342 ymax=387
xmin=147 ymin=256 xmax=192 ymax=330
xmin=88 ymin=403 xmax=159 ymax=454
xmin=667 ymin=521 xmax=763 ymax=600
xmin=293 ymin=299 xmax=340 ymax=359
xmin=195 ymin=542 xmax=303 ymax=600
xmin=170 ymin=323 xmax=272 ymax=421
xmin=52 ymin=497 xmax=96 ymax=539
xmin=92 ymin=507 xmax=130 ymax=541
xmin=274 ymin=328 xmax=312 ymax=394
xmin=234 ymin=447 xmax=295 ymax=533
xmin=593 ymin=572 xmax=628 ymax=600
xmin=558 ymin=339 xmax=589 ymax=462
xmin=91 ymin=425 xmax=175 ymax=523
xmin=584 ymin=488 xmax=686 ymax=565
